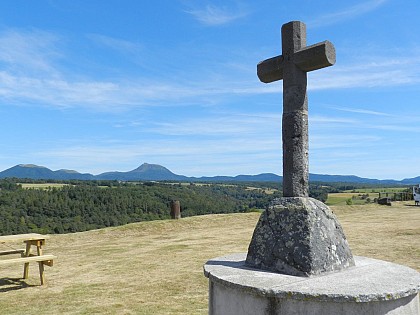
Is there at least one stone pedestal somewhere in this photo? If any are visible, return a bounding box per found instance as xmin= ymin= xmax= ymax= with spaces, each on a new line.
xmin=246 ymin=197 xmax=355 ymax=276
xmin=204 ymin=253 xmax=420 ymax=315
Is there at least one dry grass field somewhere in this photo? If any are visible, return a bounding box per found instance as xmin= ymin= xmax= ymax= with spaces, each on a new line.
xmin=0 ymin=201 xmax=418 ymax=314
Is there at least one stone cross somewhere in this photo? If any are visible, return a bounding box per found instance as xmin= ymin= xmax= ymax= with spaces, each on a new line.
xmin=246 ymin=21 xmax=354 ymax=277
xmin=257 ymin=21 xmax=335 ymax=197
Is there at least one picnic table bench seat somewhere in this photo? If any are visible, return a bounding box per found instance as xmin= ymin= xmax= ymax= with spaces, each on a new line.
xmin=0 ymin=254 xmax=56 ymax=266
xmin=0 ymin=233 xmax=56 ymax=285
xmin=0 ymin=249 xmax=25 ymax=256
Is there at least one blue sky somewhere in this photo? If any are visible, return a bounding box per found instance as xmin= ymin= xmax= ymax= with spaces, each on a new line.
xmin=0 ymin=0 xmax=419 ymax=180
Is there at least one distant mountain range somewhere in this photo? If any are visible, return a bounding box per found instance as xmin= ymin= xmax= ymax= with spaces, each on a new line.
xmin=0 ymin=163 xmax=419 ymax=185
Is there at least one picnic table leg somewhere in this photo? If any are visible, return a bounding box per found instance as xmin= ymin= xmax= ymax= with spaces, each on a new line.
xmin=23 ymin=239 xmax=47 ymax=285
xmin=23 ymin=241 xmax=32 ymax=279
xmin=36 ymin=241 xmax=45 ymax=285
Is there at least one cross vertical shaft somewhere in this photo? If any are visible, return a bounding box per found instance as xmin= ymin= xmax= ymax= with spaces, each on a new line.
xmin=282 ymin=22 xmax=309 ymax=197
xmin=257 ymin=21 xmax=336 ymax=197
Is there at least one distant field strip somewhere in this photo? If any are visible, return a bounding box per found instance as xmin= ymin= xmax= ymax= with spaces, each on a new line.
xmin=326 ymin=192 xmax=379 ymax=205
xmin=20 ymin=183 xmax=69 ymax=189
xmin=344 ymin=187 xmax=409 ymax=193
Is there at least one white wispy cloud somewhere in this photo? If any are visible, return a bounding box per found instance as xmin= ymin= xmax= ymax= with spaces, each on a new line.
xmin=0 ymin=29 xmax=62 ymax=76
xmin=185 ymin=4 xmax=248 ymax=26
xmin=1 ymin=28 xmax=419 ymax=113
xmin=309 ymin=55 xmax=420 ymax=90
xmin=0 ymin=72 xmax=121 ymax=109
xmin=1 ymin=53 xmax=417 ymax=111
xmin=0 ymin=29 xmax=250 ymax=110
xmin=332 ymin=107 xmax=392 ymax=116
xmin=0 ymin=68 xmax=237 ymax=110
xmin=310 ymin=134 xmax=381 ymax=150
xmin=309 ymin=0 xmax=389 ymax=27
xmin=367 ymin=123 xmax=420 ymax=133
xmin=311 ymin=115 xmax=357 ymax=125
xmin=149 ymin=112 xmax=281 ymax=136
xmin=87 ymin=34 xmax=142 ymax=54
xmin=33 ymin=136 xmax=281 ymax=176
xmin=86 ymin=33 xmax=146 ymax=66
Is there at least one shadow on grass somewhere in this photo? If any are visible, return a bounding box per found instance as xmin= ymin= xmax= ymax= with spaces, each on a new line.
xmin=205 ymin=259 xmax=279 ymax=275
xmin=0 ymin=278 xmax=35 ymax=292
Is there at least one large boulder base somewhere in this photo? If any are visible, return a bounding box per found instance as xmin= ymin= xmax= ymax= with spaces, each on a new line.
xmin=246 ymin=197 xmax=355 ymax=277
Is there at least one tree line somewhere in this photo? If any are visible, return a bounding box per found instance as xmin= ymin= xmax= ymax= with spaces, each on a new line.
xmin=0 ymin=179 xmax=280 ymax=235
xmin=0 ymin=178 xmax=386 ymax=235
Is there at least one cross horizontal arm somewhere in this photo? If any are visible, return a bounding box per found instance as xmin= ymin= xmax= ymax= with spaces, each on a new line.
xmin=293 ymin=40 xmax=335 ymax=73
xmin=257 ymin=41 xmax=335 ymax=84
xmin=257 ymin=55 xmax=284 ymax=83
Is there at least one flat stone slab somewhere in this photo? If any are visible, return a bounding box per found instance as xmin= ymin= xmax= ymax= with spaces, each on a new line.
xmin=204 ymin=253 xmax=420 ymax=303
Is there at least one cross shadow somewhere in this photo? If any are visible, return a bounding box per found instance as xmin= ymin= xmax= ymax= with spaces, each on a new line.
xmin=205 ymin=259 xmax=277 ymax=275
xmin=0 ymin=278 xmax=34 ymax=292
xmin=205 ymin=259 xmax=247 ymax=269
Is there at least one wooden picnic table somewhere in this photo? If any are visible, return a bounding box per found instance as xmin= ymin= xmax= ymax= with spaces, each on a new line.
xmin=0 ymin=233 xmax=56 ymax=285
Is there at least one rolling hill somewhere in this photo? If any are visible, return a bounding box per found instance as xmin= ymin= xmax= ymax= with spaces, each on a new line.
xmin=0 ymin=164 xmax=94 ymax=180
xmin=0 ymin=163 xmax=418 ymax=184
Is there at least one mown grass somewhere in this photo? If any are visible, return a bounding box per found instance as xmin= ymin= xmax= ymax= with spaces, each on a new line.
xmin=0 ymin=202 xmax=418 ymax=314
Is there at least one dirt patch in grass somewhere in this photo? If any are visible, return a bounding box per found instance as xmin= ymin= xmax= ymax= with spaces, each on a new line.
xmin=0 ymin=202 xmax=418 ymax=314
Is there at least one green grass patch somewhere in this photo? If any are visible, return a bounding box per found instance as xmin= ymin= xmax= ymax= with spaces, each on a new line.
xmin=326 ymin=192 xmax=378 ymax=206
xmin=344 ymin=187 xmax=408 ymax=193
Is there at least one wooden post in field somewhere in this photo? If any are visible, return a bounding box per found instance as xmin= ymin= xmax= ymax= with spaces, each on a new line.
xmin=170 ymin=200 xmax=181 ymax=219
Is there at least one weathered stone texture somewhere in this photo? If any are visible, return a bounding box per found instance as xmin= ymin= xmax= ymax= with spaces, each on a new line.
xmin=246 ymin=197 xmax=355 ymax=276
xmin=248 ymin=20 xmax=354 ymax=276
xmin=282 ymin=110 xmax=308 ymax=197
xmin=258 ymin=21 xmax=335 ymax=198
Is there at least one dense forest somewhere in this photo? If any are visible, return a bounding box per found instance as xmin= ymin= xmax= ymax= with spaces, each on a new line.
xmin=0 ymin=178 xmax=357 ymax=235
